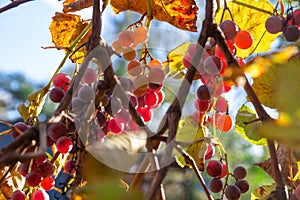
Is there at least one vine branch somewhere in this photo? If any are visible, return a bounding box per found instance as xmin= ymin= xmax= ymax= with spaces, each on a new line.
xmin=0 ymin=0 xmax=33 ymax=14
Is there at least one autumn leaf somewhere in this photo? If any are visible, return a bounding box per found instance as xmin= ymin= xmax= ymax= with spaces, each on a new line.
xmin=17 ymin=85 xmax=49 ymax=123
xmin=257 ymin=59 xmax=300 ymax=146
xmin=175 ymin=117 xmax=209 ymax=171
xmin=0 ymin=164 xmax=25 ymax=199
xmin=251 ymin=183 xmax=276 ymax=200
xmin=49 ymin=12 xmax=91 ymax=64
xmin=235 ymin=105 xmax=266 ymax=145
xmin=110 ymin=0 xmax=198 ymax=32
xmin=215 ymin=0 xmax=279 ymax=58
xmin=164 ymin=42 xmax=190 ymax=77
xmin=247 ymin=47 xmax=298 ymax=108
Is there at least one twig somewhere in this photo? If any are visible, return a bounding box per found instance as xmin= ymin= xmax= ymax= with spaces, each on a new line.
xmin=0 ymin=0 xmax=33 ymax=14
xmin=175 ymin=145 xmax=213 ymax=200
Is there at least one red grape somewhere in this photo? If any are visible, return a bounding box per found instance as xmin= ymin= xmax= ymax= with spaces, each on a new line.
xmin=196 ymin=85 xmax=211 ymax=101
xmin=26 ymin=171 xmax=41 ymax=187
xmin=293 ymin=9 xmax=300 ymax=26
xmin=216 ymin=114 xmax=232 ymax=132
xmin=137 ymin=107 xmax=152 ymax=122
xmin=283 ymin=25 xmax=300 ymax=42
xmin=38 ymin=161 xmax=54 ymax=177
xmin=148 ymin=59 xmax=163 ymax=68
xmin=206 ymin=160 xmax=223 ymax=177
xmin=144 ymin=92 xmax=158 ymax=107
xmin=82 ymin=68 xmax=97 ymax=84
xmin=63 ymin=160 xmax=77 ymax=175
xmin=225 ymin=184 xmax=241 ymax=200
xmin=111 ymin=40 xmax=124 ymax=54
xmin=116 ymin=108 xmax=131 ymax=123
xmin=35 ymin=154 xmax=48 ymax=165
xmin=183 ymin=53 xmax=192 ymax=68
xmin=11 ymin=122 xmax=29 ymax=138
xmin=235 ymin=179 xmax=249 ymax=193
xmin=12 ymin=190 xmax=25 ymax=200
xmin=209 ymin=178 xmax=223 ymax=193
xmin=191 ymin=111 xmax=206 ymax=125
xmin=118 ymin=30 xmax=134 ymax=47
xmin=123 ymin=47 xmax=136 ymax=61
xmin=194 ymin=98 xmax=210 ymax=112
xmin=205 ymin=143 xmax=215 ymax=160
xmin=108 ymin=118 xmax=123 ymax=134
xmin=203 ymin=55 xmax=222 ymax=75
xmin=127 ymin=60 xmax=142 ymax=77
xmin=148 ymin=67 xmax=165 ymax=84
xmin=220 ymin=163 xmax=227 ymax=178
xmin=97 ymin=111 xmax=107 ymax=127
xmin=78 ymin=85 xmax=95 ymax=103
xmin=265 ymin=15 xmax=283 ymax=34
xmin=41 ymin=176 xmax=55 ymax=190
xmin=49 ymin=87 xmax=65 ymax=103
xmin=53 ymin=73 xmax=71 ymax=88
xmin=47 ymin=122 xmax=67 ymax=141
xmin=234 ymin=30 xmax=253 ymax=49
xmin=133 ymin=26 xmax=149 ymax=43
xmin=233 ymin=166 xmax=247 ymax=179
xmin=56 ymin=136 xmax=73 ymax=153
xmin=215 ymin=97 xmax=227 ymax=113
xmin=32 ymin=189 xmax=49 ymax=200
xmin=219 ymin=20 xmax=238 ymax=40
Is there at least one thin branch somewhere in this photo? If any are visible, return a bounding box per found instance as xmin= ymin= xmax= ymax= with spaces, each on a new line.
xmin=0 ymin=0 xmax=33 ymax=14
xmin=175 ymin=145 xmax=213 ymax=200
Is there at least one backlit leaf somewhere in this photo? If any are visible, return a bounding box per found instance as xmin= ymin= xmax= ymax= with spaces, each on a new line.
xmin=0 ymin=164 xmax=25 ymax=199
xmin=175 ymin=117 xmax=209 ymax=171
xmin=49 ymin=12 xmax=90 ymax=64
xmin=17 ymin=85 xmax=49 ymax=123
xmin=215 ymin=0 xmax=279 ymax=58
xmin=235 ymin=105 xmax=266 ymax=145
xmin=110 ymin=0 xmax=198 ymax=32
xmin=166 ymin=42 xmax=191 ymax=76
xmin=251 ymin=183 xmax=275 ymax=200
xmin=247 ymin=47 xmax=298 ymax=108
xmin=258 ymin=59 xmax=300 ymax=146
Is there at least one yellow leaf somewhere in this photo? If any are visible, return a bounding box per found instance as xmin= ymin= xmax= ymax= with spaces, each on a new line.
xmin=110 ymin=0 xmax=198 ymax=32
xmin=0 ymin=164 xmax=26 ymax=199
xmin=258 ymin=59 xmax=300 ymax=146
xmin=175 ymin=117 xmax=209 ymax=171
xmin=49 ymin=12 xmax=90 ymax=64
xmin=215 ymin=0 xmax=279 ymax=58
xmin=166 ymin=42 xmax=190 ymax=76
xmin=17 ymin=86 xmax=49 ymax=122
xmin=247 ymin=47 xmax=298 ymax=108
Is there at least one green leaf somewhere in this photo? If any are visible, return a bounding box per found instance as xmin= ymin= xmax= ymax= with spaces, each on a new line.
xmin=258 ymin=59 xmax=300 ymax=146
xmin=251 ymin=183 xmax=276 ymax=200
xmin=166 ymin=42 xmax=191 ymax=76
xmin=235 ymin=105 xmax=266 ymax=145
xmin=175 ymin=116 xmax=209 ymax=171
xmin=17 ymin=85 xmax=50 ymax=122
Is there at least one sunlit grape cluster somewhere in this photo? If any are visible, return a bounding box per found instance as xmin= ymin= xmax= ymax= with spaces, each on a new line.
xmin=265 ymin=9 xmax=300 ymax=42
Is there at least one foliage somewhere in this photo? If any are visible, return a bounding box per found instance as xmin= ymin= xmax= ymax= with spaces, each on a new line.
xmin=1 ymin=0 xmax=300 ymax=200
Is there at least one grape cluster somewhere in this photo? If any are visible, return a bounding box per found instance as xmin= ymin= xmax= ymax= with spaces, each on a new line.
xmin=265 ymin=9 xmax=300 ymax=42
xmin=183 ymin=41 xmax=234 ymax=132
xmin=49 ymin=73 xmax=71 ymax=103
xmin=206 ymin=162 xmax=249 ymax=200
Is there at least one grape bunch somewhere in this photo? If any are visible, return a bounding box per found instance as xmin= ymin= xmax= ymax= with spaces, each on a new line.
xmin=49 ymin=73 xmax=71 ymax=103
xmin=265 ymin=9 xmax=300 ymax=42
xmin=206 ymin=162 xmax=249 ymax=200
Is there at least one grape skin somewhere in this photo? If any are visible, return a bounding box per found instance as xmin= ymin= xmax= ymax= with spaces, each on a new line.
xmin=233 ymin=166 xmax=247 ymax=179
xmin=11 ymin=190 xmax=25 ymax=200
xmin=235 ymin=179 xmax=249 ymax=193
xmin=219 ymin=20 xmax=238 ymax=40
xmin=283 ymin=25 xmax=300 ymax=42
xmin=209 ymin=178 xmax=223 ymax=193
xmin=78 ymin=85 xmax=95 ymax=103
xmin=82 ymin=68 xmax=97 ymax=84
xmin=206 ymin=160 xmax=223 ymax=177
xmin=225 ymin=184 xmax=241 ymax=200
xmin=197 ymin=85 xmax=211 ymax=101
xmin=265 ymin=15 xmax=283 ymax=34
xmin=148 ymin=67 xmax=165 ymax=84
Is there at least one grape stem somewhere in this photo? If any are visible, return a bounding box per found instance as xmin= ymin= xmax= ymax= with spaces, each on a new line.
xmin=175 ymin=145 xmax=214 ymax=200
